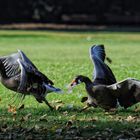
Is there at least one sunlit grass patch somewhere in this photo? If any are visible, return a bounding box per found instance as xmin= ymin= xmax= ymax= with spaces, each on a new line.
xmin=0 ymin=30 xmax=140 ymax=139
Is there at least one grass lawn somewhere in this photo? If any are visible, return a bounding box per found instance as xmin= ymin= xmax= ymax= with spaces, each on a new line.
xmin=0 ymin=30 xmax=140 ymax=139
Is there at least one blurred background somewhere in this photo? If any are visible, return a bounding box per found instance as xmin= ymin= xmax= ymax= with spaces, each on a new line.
xmin=0 ymin=0 xmax=140 ymax=28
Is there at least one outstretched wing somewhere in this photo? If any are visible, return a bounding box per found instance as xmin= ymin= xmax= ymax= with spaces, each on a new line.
xmin=90 ymin=45 xmax=116 ymax=85
xmin=18 ymin=50 xmax=37 ymax=70
xmin=0 ymin=52 xmax=21 ymax=78
xmin=17 ymin=55 xmax=54 ymax=86
xmin=17 ymin=50 xmax=54 ymax=84
xmin=17 ymin=59 xmax=27 ymax=92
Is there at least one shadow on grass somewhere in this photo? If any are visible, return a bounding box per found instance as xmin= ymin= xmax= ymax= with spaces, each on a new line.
xmin=0 ymin=106 xmax=139 ymax=139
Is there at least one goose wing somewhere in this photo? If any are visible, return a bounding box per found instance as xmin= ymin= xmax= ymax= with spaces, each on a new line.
xmin=90 ymin=45 xmax=116 ymax=85
xmin=0 ymin=52 xmax=21 ymax=78
xmin=18 ymin=50 xmax=37 ymax=70
xmin=18 ymin=50 xmax=54 ymax=85
xmin=0 ymin=50 xmax=36 ymax=79
xmin=18 ymin=56 xmax=54 ymax=87
xmin=17 ymin=59 xmax=28 ymax=92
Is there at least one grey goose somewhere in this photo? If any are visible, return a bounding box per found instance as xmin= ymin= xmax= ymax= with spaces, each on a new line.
xmin=0 ymin=50 xmax=62 ymax=110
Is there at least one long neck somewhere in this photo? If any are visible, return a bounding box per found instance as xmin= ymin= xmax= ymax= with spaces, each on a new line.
xmin=82 ymin=76 xmax=92 ymax=87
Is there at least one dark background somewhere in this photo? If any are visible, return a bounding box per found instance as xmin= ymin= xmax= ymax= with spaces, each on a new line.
xmin=0 ymin=0 xmax=140 ymax=25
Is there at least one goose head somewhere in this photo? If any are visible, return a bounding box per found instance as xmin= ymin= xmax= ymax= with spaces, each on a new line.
xmin=69 ymin=75 xmax=92 ymax=90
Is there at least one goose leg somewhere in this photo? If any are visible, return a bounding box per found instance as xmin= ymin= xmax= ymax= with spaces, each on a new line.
xmin=80 ymin=104 xmax=90 ymax=112
xmin=43 ymin=98 xmax=54 ymax=110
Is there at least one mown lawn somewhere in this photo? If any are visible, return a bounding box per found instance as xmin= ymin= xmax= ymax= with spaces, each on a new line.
xmin=0 ymin=30 xmax=140 ymax=139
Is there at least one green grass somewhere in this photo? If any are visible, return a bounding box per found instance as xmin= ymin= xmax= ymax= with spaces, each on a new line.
xmin=0 ymin=30 xmax=140 ymax=139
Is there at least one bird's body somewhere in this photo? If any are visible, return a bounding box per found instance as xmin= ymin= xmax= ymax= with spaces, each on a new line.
xmin=86 ymin=78 xmax=140 ymax=109
xmin=0 ymin=50 xmax=61 ymax=109
xmin=69 ymin=45 xmax=117 ymax=110
xmin=108 ymin=78 xmax=140 ymax=108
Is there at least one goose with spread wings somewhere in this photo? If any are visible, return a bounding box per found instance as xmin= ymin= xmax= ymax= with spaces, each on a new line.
xmin=69 ymin=45 xmax=117 ymax=109
xmin=0 ymin=50 xmax=61 ymax=110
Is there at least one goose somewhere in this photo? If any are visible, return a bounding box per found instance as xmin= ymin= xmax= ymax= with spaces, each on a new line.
xmin=83 ymin=78 xmax=140 ymax=109
xmin=108 ymin=78 xmax=140 ymax=108
xmin=68 ymin=45 xmax=117 ymax=110
xmin=0 ymin=50 xmax=61 ymax=110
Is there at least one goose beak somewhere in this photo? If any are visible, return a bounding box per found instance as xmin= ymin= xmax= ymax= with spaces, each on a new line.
xmin=44 ymin=83 xmax=62 ymax=94
xmin=70 ymin=80 xmax=77 ymax=87
xmin=68 ymin=80 xmax=79 ymax=92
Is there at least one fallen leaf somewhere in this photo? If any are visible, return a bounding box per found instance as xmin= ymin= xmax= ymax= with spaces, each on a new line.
xmin=34 ymin=125 xmax=40 ymax=131
xmin=55 ymin=103 xmax=63 ymax=110
xmin=20 ymin=113 xmax=32 ymax=122
xmin=8 ymin=104 xmax=17 ymax=114
xmin=63 ymin=111 xmax=68 ymax=116
xmin=39 ymin=114 xmax=48 ymax=122
xmin=126 ymin=116 xmax=136 ymax=122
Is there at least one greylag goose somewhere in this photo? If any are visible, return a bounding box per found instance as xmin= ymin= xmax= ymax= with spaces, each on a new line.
xmin=69 ymin=45 xmax=117 ymax=110
xmin=84 ymin=78 xmax=140 ymax=109
xmin=108 ymin=78 xmax=140 ymax=108
xmin=0 ymin=50 xmax=61 ymax=110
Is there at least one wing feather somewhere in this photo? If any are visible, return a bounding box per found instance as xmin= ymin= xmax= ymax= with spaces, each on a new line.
xmin=0 ymin=52 xmax=21 ymax=78
xmin=17 ymin=59 xmax=27 ymax=92
xmin=18 ymin=50 xmax=37 ymax=70
xmin=89 ymin=45 xmax=116 ymax=85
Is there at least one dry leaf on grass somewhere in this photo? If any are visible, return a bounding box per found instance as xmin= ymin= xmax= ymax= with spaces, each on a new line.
xmin=63 ymin=111 xmax=68 ymax=116
xmin=39 ymin=114 xmax=48 ymax=122
xmin=8 ymin=104 xmax=17 ymax=114
xmin=126 ymin=116 xmax=136 ymax=122
xmin=55 ymin=103 xmax=64 ymax=110
xmin=20 ymin=113 xmax=32 ymax=122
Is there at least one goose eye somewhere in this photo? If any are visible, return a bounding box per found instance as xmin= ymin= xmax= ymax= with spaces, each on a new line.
xmin=78 ymin=79 xmax=81 ymax=84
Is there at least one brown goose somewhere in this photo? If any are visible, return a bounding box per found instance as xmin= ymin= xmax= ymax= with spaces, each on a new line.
xmin=0 ymin=50 xmax=61 ymax=110
xmin=69 ymin=45 xmax=117 ymax=110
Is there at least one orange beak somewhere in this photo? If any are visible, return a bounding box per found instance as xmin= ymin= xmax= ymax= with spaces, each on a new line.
xmin=70 ymin=79 xmax=77 ymax=87
xmin=68 ymin=79 xmax=77 ymax=92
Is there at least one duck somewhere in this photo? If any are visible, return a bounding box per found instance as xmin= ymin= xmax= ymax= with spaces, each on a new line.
xmin=0 ymin=50 xmax=62 ymax=110
xmin=68 ymin=45 xmax=117 ymax=110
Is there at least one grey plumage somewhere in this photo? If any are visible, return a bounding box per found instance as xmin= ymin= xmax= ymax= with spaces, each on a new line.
xmin=0 ymin=50 xmax=61 ymax=110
